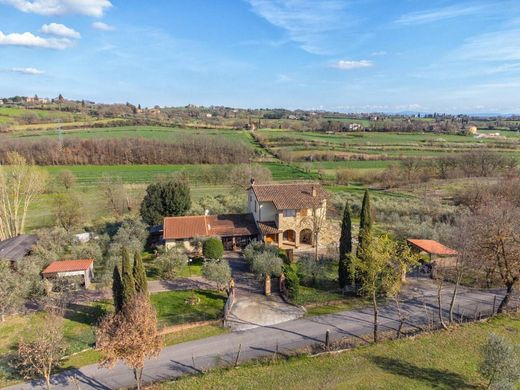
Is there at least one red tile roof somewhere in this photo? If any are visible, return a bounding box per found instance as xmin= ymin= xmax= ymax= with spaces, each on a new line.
xmin=250 ymin=182 xmax=326 ymax=210
xmin=407 ymin=239 xmax=458 ymax=256
xmin=163 ymin=213 xmax=258 ymax=240
xmin=164 ymin=215 xmax=209 ymax=240
xmin=257 ymin=221 xmax=281 ymax=235
xmin=42 ymin=259 xmax=94 ymax=274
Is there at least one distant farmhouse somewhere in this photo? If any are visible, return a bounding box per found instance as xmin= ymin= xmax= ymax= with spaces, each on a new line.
xmin=163 ymin=181 xmax=326 ymax=251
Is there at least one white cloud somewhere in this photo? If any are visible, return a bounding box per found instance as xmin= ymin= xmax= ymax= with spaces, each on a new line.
xmin=92 ymin=21 xmax=115 ymax=31
xmin=248 ymin=0 xmax=347 ymax=54
xmin=456 ymin=29 xmax=520 ymax=62
xmin=332 ymin=60 xmax=373 ymax=70
xmin=41 ymin=23 xmax=80 ymax=39
xmin=371 ymin=51 xmax=387 ymax=56
xmin=396 ymin=4 xmax=487 ymax=25
xmin=1 ymin=0 xmax=112 ymax=17
xmin=4 ymin=67 xmax=44 ymax=75
xmin=0 ymin=30 xmax=74 ymax=49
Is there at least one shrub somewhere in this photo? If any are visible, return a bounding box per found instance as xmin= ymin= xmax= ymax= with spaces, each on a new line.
xmin=479 ymin=333 xmax=520 ymax=390
xmin=203 ymin=237 xmax=224 ymax=260
xmin=202 ymin=259 xmax=231 ymax=290
xmin=283 ymin=264 xmax=300 ymax=300
xmin=244 ymin=240 xmax=280 ymax=269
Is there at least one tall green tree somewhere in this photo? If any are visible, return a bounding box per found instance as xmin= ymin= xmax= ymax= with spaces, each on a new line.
xmin=357 ymin=189 xmax=373 ymax=258
xmin=140 ymin=178 xmax=191 ymax=225
xmin=338 ymin=201 xmax=352 ymax=289
xmin=132 ymin=251 xmax=148 ymax=295
xmin=350 ymin=234 xmax=417 ymax=343
xmin=112 ymin=265 xmax=124 ymax=313
xmin=121 ymin=247 xmax=136 ymax=306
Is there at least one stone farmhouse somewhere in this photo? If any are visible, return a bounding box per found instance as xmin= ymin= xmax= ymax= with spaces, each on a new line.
xmin=162 ymin=181 xmax=326 ymax=251
xmin=248 ymin=181 xmax=326 ymax=248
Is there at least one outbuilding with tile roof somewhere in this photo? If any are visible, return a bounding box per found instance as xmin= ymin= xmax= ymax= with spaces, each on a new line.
xmin=42 ymin=259 xmax=95 ymax=288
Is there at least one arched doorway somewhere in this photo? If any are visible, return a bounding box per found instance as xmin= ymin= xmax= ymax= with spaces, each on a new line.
xmin=300 ymin=229 xmax=313 ymax=245
xmin=283 ymin=229 xmax=296 ymax=244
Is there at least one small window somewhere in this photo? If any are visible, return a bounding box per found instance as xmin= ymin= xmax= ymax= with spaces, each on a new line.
xmin=283 ymin=209 xmax=297 ymax=218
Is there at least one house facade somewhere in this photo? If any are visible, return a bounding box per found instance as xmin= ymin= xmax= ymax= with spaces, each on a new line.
xmin=248 ymin=182 xmax=326 ymax=248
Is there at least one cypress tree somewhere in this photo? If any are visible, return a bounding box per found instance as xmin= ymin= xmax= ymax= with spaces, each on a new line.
xmin=121 ymin=247 xmax=136 ymax=307
xmin=357 ymin=189 xmax=373 ymax=258
xmin=112 ymin=265 xmax=124 ymax=313
xmin=133 ymin=251 xmax=148 ymax=295
xmin=338 ymin=201 xmax=352 ymax=288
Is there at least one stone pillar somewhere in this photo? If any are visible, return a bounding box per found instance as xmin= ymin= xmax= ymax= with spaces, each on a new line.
xmin=295 ymin=230 xmax=300 ymax=249
xmin=278 ymin=232 xmax=283 ymax=248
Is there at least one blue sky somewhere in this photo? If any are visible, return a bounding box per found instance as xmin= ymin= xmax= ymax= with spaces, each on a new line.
xmin=1 ymin=0 xmax=520 ymax=113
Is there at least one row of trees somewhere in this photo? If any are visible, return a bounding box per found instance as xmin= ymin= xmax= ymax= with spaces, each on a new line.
xmin=0 ymin=136 xmax=253 ymax=165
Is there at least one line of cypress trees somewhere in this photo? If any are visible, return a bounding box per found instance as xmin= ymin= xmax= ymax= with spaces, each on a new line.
xmin=112 ymin=265 xmax=124 ymax=313
xmin=357 ymin=189 xmax=373 ymax=258
xmin=133 ymin=251 xmax=148 ymax=295
xmin=338 ymin=201 xmax=352 ymax=289
xmin=121 ymin=247 xmax=136 ymax=307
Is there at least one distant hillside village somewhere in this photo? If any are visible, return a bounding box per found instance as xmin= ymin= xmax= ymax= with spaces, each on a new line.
xmin=2 ymin=94 xmax=520 ymax=134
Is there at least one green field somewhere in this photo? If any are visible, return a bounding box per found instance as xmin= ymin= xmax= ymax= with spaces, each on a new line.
xmin=5 ymin=125 xmax=254 ymax=144
xmin=163 ymin=315 xmax=520 ymax=390
xmin=43 ymin=162 xmax=315 ymax=187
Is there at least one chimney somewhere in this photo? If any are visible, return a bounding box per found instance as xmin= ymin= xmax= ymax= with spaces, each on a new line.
xmin=250 ymin=177 xmax=255 ymax=186
xmin=312 ymin=185 xmax=316 ymax=197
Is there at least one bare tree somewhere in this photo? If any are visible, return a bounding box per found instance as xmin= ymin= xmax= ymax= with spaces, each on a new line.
xmin=56 ymin=170 xmax=76 ymax=190
xmin=0 ymin=152 xmax=48 ymax=239
xmin=463 ymin=200 xmax=520 ymax=313
xmin=96 ymin=295 xmax=163 ymax=389
xmin=300 ymin=186 xmax=327 ymax=261
xmin=14 ymin=312 xmax=67 ymax=389
xmin=101 ymin=175 xmax=130 ymax=217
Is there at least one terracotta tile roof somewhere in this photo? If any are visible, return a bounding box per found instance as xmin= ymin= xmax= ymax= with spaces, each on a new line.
xmin=207 ymin=214 xmax=258 ymax=237
xmin=0 ymin=235 xmax=38 ymax=262
xmin=407 ymin=239 xmax=458 ymax=256
xmin=42 ymin=259 xmax=94 ymax=274
xmin=250 ymin=182 xmax=326 ymax=210
xmin=164 ymin=215 xmax=209 ymax=240
xmin=257 ymin=221 xmax=281 ymax=235
xmin=163 ymin=213 xmax=258 ymax=240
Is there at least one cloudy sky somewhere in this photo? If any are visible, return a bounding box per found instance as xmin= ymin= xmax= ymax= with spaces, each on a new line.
xmin=1 ymin=0 xmax=520 ymax=113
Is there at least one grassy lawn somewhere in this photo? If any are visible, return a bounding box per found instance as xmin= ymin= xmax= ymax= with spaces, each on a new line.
xmin=162 ymin=315 xmax=520 ymax=390
xmin=144 ymin=255 xmax=204 ymax=280
xmin=0 ymin=290 xmax=227 ymax=386
xmin=150 ymin=290 xmax=227 ymax=328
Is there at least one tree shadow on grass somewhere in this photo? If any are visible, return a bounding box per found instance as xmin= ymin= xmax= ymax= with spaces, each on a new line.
xmin=370 ymin=356 xmax=476 ymax=389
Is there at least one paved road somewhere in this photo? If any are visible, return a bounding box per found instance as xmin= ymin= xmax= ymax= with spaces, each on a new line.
xmin=8 ymin=278 xmax=505 ymax=390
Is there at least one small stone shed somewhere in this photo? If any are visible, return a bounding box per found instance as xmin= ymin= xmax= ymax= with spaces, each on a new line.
xmin=42 ymin=259 xmax=95 ymax=288
xmin=407 ymin=239 xmax=458 ymax=278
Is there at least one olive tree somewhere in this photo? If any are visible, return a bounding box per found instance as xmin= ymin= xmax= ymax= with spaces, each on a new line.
xmin=252 ymin=251 xmax=283 ymax=296
xmin=202 ymin=259 xmax=231 ymax=291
